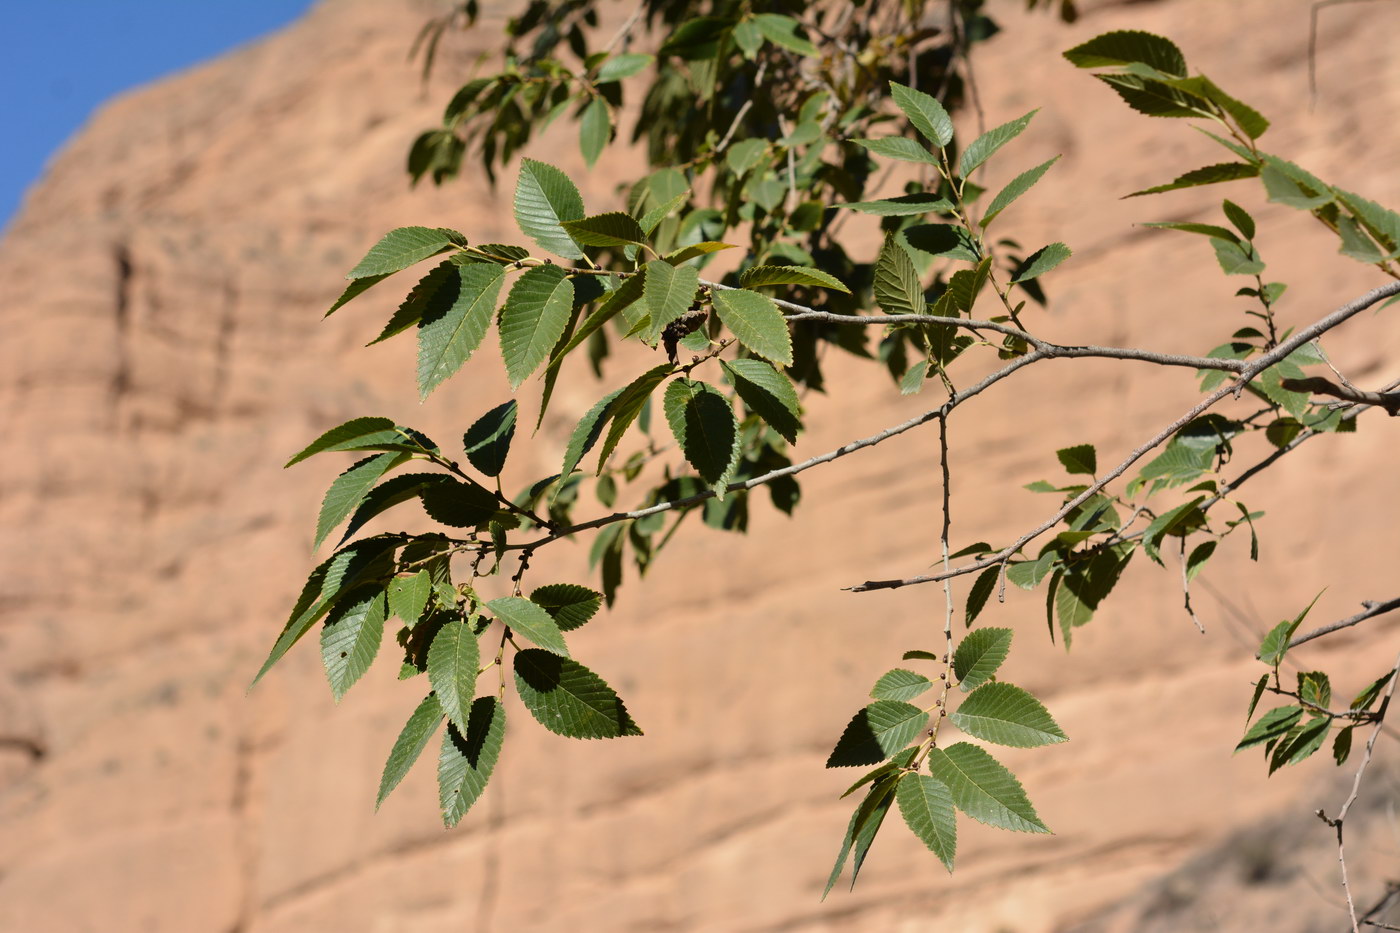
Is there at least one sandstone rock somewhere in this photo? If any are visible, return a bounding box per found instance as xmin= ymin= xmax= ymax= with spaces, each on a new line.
xmin=2 ymin=1 xmax=1398 ymax=930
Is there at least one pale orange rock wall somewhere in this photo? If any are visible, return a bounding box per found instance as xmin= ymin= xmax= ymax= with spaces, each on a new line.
xmin=1 ymin=1 xmax=1398 ymax=931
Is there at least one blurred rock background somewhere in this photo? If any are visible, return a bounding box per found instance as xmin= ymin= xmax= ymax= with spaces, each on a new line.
xmin=1 ymin=1 xmax=1398 ymax=930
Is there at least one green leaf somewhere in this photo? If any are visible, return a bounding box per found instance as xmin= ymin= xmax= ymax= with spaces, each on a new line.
xmin=896 ymin=774 xmax=957 ymax=872
xmin=559 ymin=387 xmax=626 ymax=481
xmin=959 ymin=110 xmax=1038 ymax=178
xmin=824 ymin=775 xmax=900 ymax=898
xmin=1126 ymin=162 xmax=1260 ymax=198
xmin=826 ymin=700 xmax=929 ymax=768
xmin=348 ymin=226 xmax=460 ymax=279
xmin=840 ymin=748 xmax=918 ymax=799
xmin=388 ymin=571 xmax=433 ymax=624
xmin=965 ymin=566 xmax=999 ymax=628
xmin=1142 ymin=496 xmax=1206 ymax=565
xmin=513 ymin=158 xmax=586 ymax=259
xmin=1336 ymin=188 xmax=1400 ymax=256
xmin=561 ymin=211 xmax=646 ymax=248
xmin=438 ymin=696 xmax=506 ymax=827
xmin=740 ymin=265 xmax=850 ymax=293
xmin=1333 ymin=726 xmax=1354 ymax=765
xmin=376 ymin=693 xmax=445 ymax=809
xmin=315 ymin=453 xmax=410 ymax=549
xmin=1269 ymin=714 xmax=1329 ymax=772
xmin=463 ymin=401 xmax=518 ymax=477
xmin=1235 ymin=705 xmax=1302 ymax=752
xmin=1260 ymin=155 xmax=1333 ymax=210
xmin=852 ymin=137 xmax=939 ymax=165
xmin=544 ymin=273 xmax=646 ymax=378
xmin=252 ymin=534 xmax=405 ymax=686
xmin=721 ymin=358 xmax=802 ymax=444
xmin=529 ymin=583 xmax=602 ymax=632
xmin=513 ymin=649 xmax=642 ymax=739
xmin=1246 ymin=674 xmax=1269 ymax=724
xmin=665 ymin=241 xmax=739 ymax=265
xmin=1144 ymin=221 xmax=1239 ymax=241
xmin=834 ymin=194 xmax=955 ymax=216
xmin=595 ymin=364 xmax=674 ymax=472
xmin=1299 ymin=671 xmax=1332 ymax=708
xmin=951 ymin=683 xmax=1067 ymax=748
xmin=416 ymin=263 xmax=507 ymax=398
xmin=1010 ymin=242 xmax=1072 ymax=283
xmin=1210 ymin=237 xmax=1265 ymax=276
xmin=1096 ymin=74 xmax=1211 ymax=119
xmin=1063 ymin=30 xmax=1186 ymax=76
xmin=595 ymin=52 xmax=653 ymax=82
xmin=725 ymin=138 xmax=768 ymax=176
xmin=499 ymin=264 xmax=575 ymax=389
xmin=426 ymin=619 xmax=480 ymax=730
xmin=286 ymin=418 xmax=434 ymax=467
xmin=663 ymin=378 xmax=739 ymax=486
xmin=487 ymin=596 xmax=570 ymax=657
xmin=1056 ymin=444 xmax=1096 ymax=476
xmin=337 ymin=472 xmax=439 ymax=543
xmin=1351 ymin=671 xmax=1396 ymax=712
xmin=326 ymin=272 xmax=391 ymax=318
xmin=320 ymin=586 xmax=387 ymax=701
xmin=873 ymin=234 xmax=924 ymax=317
xmin=954 ymin=627 xmax=1013 ymax=692
xmin=642 ymin=259 xmax=700 ymax=342
xmin=889 ymin=81 xmax=954 ymax=147
xmin=1185 ymin=540 xmax=1216 ymax=582
xmin=1337 ymin=215 xmax=1384 ymax=263
xmin=420 ymin=477 xmax=499 ymax=528
xmin=710 ymin=288 xmax=793 ymax=365
xmin=926 ymin=742 xmax=1049 ymax=833
xmin=870 ymin=669 xmax=933 ymax=702
xmin=369 ymin=261 xmax=458 ymax=344
xmin=1257 ymin=591 xmax=1324 ymax=666
xmin=1221 ymin=199 xmax=1256 ymax=240
xmin=982 ymin=156 xmax=1060 ymax=226
xmin=751 ymin=13 xmax=818 ymax=56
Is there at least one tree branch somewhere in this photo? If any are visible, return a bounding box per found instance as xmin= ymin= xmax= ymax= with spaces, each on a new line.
xmin=847 ymin=280 xmax=1400 ymax=592
xmin=1280 ymin=376 xmax=1400 ymax=414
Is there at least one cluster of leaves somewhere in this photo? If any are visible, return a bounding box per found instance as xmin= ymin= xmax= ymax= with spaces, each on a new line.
xmin=258 ymin=2 xmax=1400 ymax=903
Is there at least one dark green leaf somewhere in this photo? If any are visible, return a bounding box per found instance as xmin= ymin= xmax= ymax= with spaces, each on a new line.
xmin=1246 ymin=674 xmax=1269 ymax=723
xmin=870 ymin=669 xmax=933 ymax=702
xmin=982 ymin=156 xmax=1060 ymax=226
xmin=595 ymin=364 xmax=674 ymax=472
xmin=513 ymin=649 xmax=642 ymax=739
xmin=834 ymin=194 xmax=955 ymax=216
xmin=1259 ymin=155 xmax=1333 ymax=210
xmin=1257 ymin=591 xmax=1323 ymax=666
xmin=965 ymin=566 xmax=999 ymax=628
xmin=438 ymin=696 xmax=506 ymax=827
xmin=740 ymin=265 xmax=850 ymax=293
xmin=326 ymin=272 xmax=391 ymax=318
xmin=889 ymin=81 xmax=954 ymax=147
xmin=530 ymin=583 xmax=602 ymax=632
xmin=420 ymin=477 xmax=498 ymax=528
xmin=1010 ymin=242 xmax=1071 ymax=283
xmin=826 ymin=700 xmax=929 ymax=768
xmin=1142 ymin=497 xmax=1206 ymax=565
xmin=338 ymin=474 xmax=440 ymax=544
xmin=513 ymin=158 xmax=586 ymax=259
xmin=348 ymin=226 xmax=460 ymax=279
xmin=1056 ymin=444 xmax=1096 ymax=476
xmin=873 ymin=234 xmax=924 ymax=317
xmin=663 ymin=378 xmax=739 ymax=486
xmin=463 ymin=401 xmax=518 ymax=477
xmin=417 ymin=263 xmax=507 ymax=398
xmin=544 ymin=274 xmax=646 ymax=378
xmin=959 ymin=110 xmax=1038 ymax=178
xmin=320 ymin=586 xmax=387 ymax=701
xmin=427 ymin=619 xmax=480 ymax=729
xmin=1185 ymin=540 xmax=1216 ymax=582
xmin=722 ymin=358 xmax=802 ymax=444
xmin=725 ymin=138 xmax=768 ymax=176
xmin=951 ymin=683 xmax=1067 ymax=748
xmin=500 ymin=264 xmax=575 ymax=389
xmin=559 ymin=387 xmax=626 ymax=482
xmin=1235 ymin=705 xmax=1302 ymax=752
xmin=1268 ymin=714 xmax=1329 ymax=772
xmin=710 ymin=288 xmax=793 ymax=365
xmin=1351 ymin=671 xmax=1396 ymax=712
xmin=487 ymin=596 xmax=570 ymax=657
xmin=824 ymin=775 xmax=899 ymax=898
xmin=1333 ymin=726 xmax=1354 ymax=765
xmin=1222 ymin=199 xmax=1256 ymax=240
xmin=376 ymin=693 xmax=445 ymax=809
xmin=954 ymin=627 xmax=1012 ymax=692
xmin=1211 ymin=237 xmax=1265 ymax=276
xmin=926 ymin=742 xmax=1049 ymax=833
xmin=896 ymin=774 xmax=957 ymax=872
xmin=903 ymin=224 xmax=982 ymax=262
xmin=561 ymin=211 xmax=647 ymax=248
xmin=1063 ymin=30 xmax=1186 ymax=76
xmin=1126 ymin=162 xmax=1260 ymax=198
xmin=286 ymin=417 xmax=434 ymax=467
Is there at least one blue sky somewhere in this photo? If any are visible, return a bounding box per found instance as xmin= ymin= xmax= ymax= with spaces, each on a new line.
xmin=0 ymin=1 xmax=316 ymax=231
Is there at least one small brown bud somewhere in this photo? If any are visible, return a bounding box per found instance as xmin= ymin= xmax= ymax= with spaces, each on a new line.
xmin=939 ymin=709 xmax=947 ymax=717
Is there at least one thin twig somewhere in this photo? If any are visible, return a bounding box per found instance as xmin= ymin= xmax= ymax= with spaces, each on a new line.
xmin=1290 ymin=597 xmax=1400 ymax=649
xmin=847 ymin=280 xmax=1400 ymax=592
xmin=1178 ymin=536 xmax=1206 ymax=634
xmin=1319 ymin=650 xmax=1400 ymax=933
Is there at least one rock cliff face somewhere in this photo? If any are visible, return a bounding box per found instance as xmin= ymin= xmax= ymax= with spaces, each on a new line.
xmin=2 ymin=1 xmax=1398 ymax=930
